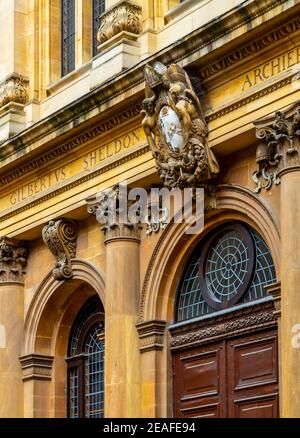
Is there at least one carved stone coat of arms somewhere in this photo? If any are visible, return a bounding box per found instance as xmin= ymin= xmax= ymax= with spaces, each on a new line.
xmin=141 ymin=62 xmax=219 ymax=189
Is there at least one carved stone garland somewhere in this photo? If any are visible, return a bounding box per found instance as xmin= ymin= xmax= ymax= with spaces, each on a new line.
xmin=253 ymin=102 xmax=300 ymax=192
xmin=97 ymin=1 xmax=142 ymax=46
xmin=42 ymin=219 xmax=78 ymax=281
xmin=0 ymin=237 xmax=28 ymax=283
xmin=141 ymin=61 xmax=220 ymax=189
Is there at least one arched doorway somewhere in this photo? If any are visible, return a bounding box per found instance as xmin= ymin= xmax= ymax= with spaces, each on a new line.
xmin=171 ymin=221 xmax=279 ymax=418
xmin=67 ymin=296 xmax=105 ymax=418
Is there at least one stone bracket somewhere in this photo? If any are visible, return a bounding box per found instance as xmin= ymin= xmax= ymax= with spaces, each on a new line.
xmin=42 ymin=218 xmax=78 ymax=281
xmin=266 ymin=280 xmax=281 ymax=318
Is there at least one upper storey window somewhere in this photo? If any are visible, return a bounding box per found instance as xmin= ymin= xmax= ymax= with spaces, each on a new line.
xmin=62 ymin=0 xmax=76 ymax=76
xmin=93 ymin=0 xmax=105 ymax=57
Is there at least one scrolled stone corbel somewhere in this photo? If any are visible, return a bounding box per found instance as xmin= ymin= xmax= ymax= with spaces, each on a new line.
xmin=42 ymin=219 xmax=78 ymax=281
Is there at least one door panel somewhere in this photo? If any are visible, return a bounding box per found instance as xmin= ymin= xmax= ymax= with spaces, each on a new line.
xmin=173 ymin=329 xmax=279 ymax=418
xmin=227 ymin=330 xmax=278 ymax=417
xmin=173 ymin=342 xmax=226 ymax=418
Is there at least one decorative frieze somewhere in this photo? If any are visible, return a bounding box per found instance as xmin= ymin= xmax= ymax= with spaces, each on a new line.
xmin=170 ymin=302 xmax=276 ymax=350
xmin=42 ymin=219 xmax=78 ymax=281
xmin=136 ymin=320 xmax=166 ymax=352
xmin=0 ymin=237 xmax=28 ymax=283
xmin=97 ymin=1 xmax=142 ymax=46
xmin=253 ymin=102 xmax=300 ymax=192
xmin=141 ymin=61 xmax=219 ymax=189
xmin=19 ymin=354 xmax=54 ymax=381
xmin=0 ymin=74 xmax=29 ymax=109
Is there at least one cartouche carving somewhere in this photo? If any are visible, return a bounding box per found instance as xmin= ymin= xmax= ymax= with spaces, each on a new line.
xmin=0 ymin=237 xmax=28 ymax=283
xmin=97 ymin=1 xmax=142 ymax=45
xmin=42 ymin=219 xmax=78 ymax=281
xmin=253 ymin=102 xmax=300 ymax=192
xmin=0 ymin=74 xmax=29 ymax=108
xmin=141 ymin=62 xmax=219 ymax=189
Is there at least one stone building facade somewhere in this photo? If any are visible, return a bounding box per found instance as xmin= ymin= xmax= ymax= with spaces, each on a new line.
xmin=0 ymin=0 xmax=300 ymax=418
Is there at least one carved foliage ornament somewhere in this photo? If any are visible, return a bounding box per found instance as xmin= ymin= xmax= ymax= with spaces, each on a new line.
xmin=141 ymin=62 xmax=219 ymax=189
xmin=0 ymin=74 xmax=29 ymax=109
xmin=0 ymin=237 xmax=28 ymax=283
xmin=42 ymin=219 xmax=78 ymax=281
xmin=253 ymin=102 xmax=300 ymax=192
xmin=97 ymin=1 xmax=142 ymax=45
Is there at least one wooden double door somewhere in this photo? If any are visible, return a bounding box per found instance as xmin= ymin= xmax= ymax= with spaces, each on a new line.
xmin=173 ymin=329 xmax=279 ymax=418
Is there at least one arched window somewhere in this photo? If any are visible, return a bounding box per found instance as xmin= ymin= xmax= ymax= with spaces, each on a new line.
xmin=61 ymin=0 xmax=76 ymax=76
xmin=67 ymin=296 xmax=105 ymax=418
xmin=93 ymin=0 xmax=105 ymax=56
xmin=176 ymin=222 xmax=276 ymax=322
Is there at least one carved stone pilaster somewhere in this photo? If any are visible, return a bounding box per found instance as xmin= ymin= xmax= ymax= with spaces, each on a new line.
xmin=136 ymin=320 xmax=166 ymax=352
xmin=19 ymin=354 xmax=54 ymax=382
xmin=0 ymin=237 xmax=28 ymax=283
xmin=97 ymin=1 xmax=142 ymax=46
xmin=0 ymin=74 xmax=29 ymax=109
xmin=253 ymin=101 xmax=300 ymax=192
xmin=266 ymin=281 xmax=281 ymax=319
xmin=42 ymin=219 xmax=78 ymax=281
xmin=87 ymin=186 xmax=142 ymax=243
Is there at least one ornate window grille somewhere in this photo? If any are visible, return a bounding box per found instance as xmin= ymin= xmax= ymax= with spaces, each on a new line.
xmin=176 ymin=222 xmax=276 ymax=322
xmin=67 ymin=296 xmax=105 ymax=418
xmin=93 ymin=0 xmax=105 ymax=56
xmin=61 ymin=0 xmax=76 ymax=76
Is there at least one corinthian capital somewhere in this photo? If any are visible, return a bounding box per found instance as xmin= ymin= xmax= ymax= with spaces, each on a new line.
xmin=87 ymin=185 xmax=142 ymax=243
xmin=42 ymin=219 xmax=78 ymax=281
xmin=253 ymin=101 xmax=300 ymax=192
xmin=0 ymin=237 xmax=28 ymax=283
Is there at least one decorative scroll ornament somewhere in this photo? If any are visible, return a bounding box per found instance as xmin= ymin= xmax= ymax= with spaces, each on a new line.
xmin=0 ymin=237 xmax=28 ymax=283
xmin=0 ymin=74 xmax=29 ymax=109
xmin=141 ymin=62 xmax=219 ymax=189
xmin=97 ymin=1 xmax=142 ymax=45
xmin=42 ymin=219 xmax=78 ymax=281
xmin=253 ymin=102 xmax=300 ymax=192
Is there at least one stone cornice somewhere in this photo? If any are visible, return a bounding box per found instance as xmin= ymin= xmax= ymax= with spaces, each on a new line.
xmin=19 ymin=354 xmax=54 ymax=381
xmin=0 ymin=0 xmax=292 ymax=169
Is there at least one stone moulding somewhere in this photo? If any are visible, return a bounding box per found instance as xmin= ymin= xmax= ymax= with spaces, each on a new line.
xmin=0 ymin=104 xmax=142 ymax=187
xmin=0 ymin=74 xmax=29 ymax=109
xmin=136 ymin=320 xmax=167 ymax=352
xmin=170 ymin=302 xmax=276 ymax=350
xmin=42 ymin=219 xmax=78 ymax=281
xmin=97 ymin=0 xmax=142 ymax=46
xmin=19 ymin=354 xmax=54 ymax=381
xmin=0 ymin=237 xmax=28 ymax=283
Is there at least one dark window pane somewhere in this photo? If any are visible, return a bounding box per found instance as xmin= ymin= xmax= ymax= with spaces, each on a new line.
xmin=62 ymin=0 xmax=76 ymax=76
xmin=93 ymin=0 xmax=105 ymax=57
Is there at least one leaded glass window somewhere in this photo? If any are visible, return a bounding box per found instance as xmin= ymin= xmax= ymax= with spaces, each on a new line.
xmin=62 ymin=0 xmax=76 ymax=76
xmin=93 ymin=0 xmax=105 ymax=56
xmin=176 ymin=223 xmax=276 ymax=322
xmin=67 ymin=296 xmax=104 ymax=418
